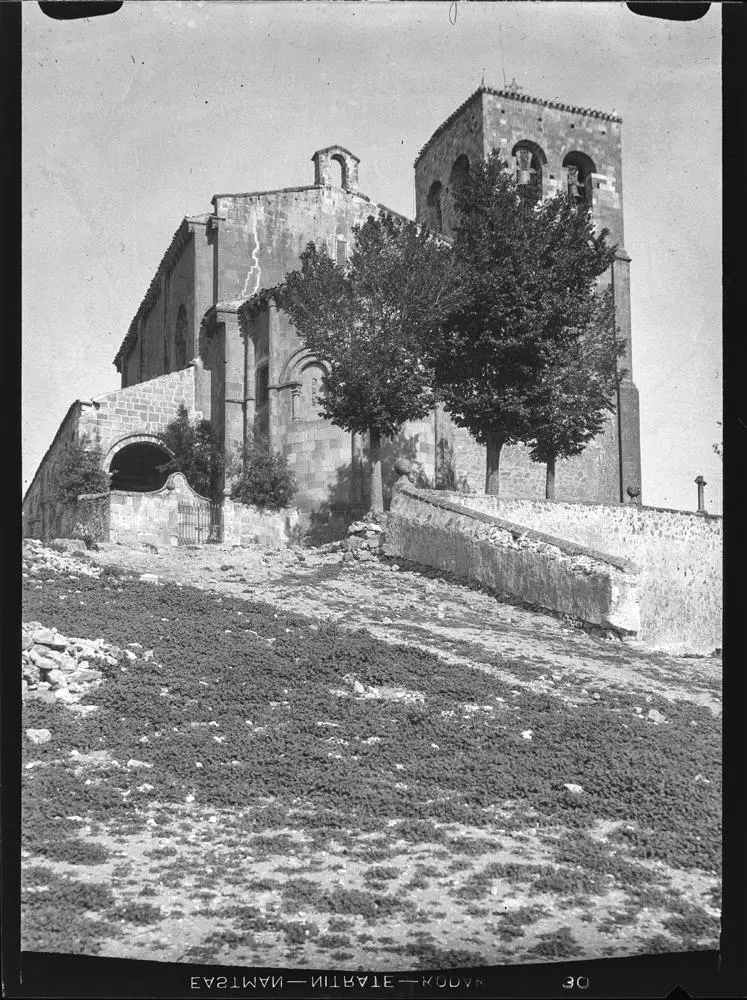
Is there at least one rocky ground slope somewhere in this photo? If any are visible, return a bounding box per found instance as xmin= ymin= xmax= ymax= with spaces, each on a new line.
xmin=21 ymin=537 xmax=721 ymax=969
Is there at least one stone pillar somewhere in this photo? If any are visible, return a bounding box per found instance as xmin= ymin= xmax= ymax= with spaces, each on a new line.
xmin=393 ymin=458 xmax=413 ymax=490
xmin=219 ymin=307 xmax=245 ymax=463
xmin=207 ymin=214 xmax=223 ymax=308
xmin=612 ymin=249 xmax=642 ymax=504
xmin=266 ymin=298 xmax=280 ymax=450
xmin=695 ymin=475 xmax=707 ymax=513
xmin=242 ymin=319 xmax=255 ymax=449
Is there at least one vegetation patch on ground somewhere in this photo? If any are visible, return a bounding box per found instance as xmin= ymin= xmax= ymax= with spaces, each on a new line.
xmin=21 ymin=543 xmax=721 ymax=968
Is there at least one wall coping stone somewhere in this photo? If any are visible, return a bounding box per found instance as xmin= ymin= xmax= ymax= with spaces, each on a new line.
xmin=436 ymin=490 xmax=723 ymax=522
xmin=400 ymin=486 xmax=639 ymax=575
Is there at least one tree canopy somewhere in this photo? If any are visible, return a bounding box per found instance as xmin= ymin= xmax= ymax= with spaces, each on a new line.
xmin=525 ymin=287 xmax=625 ymax=498
xmin=158 ymin=403 xmax=225 ymax=500
xmin=432 ymin=151 xmax=620 ymax=495
xmin=52 ymin=434 xmax=110 ymax=507
xmin=282 ymin=211 xmax=455 ymax=510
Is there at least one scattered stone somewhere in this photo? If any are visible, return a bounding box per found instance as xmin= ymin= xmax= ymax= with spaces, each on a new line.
xmin=54 ymin=689 xmax=74 ymax=704
xmin=49 ymin=537 xmax=86 ymax=553
xmin=646 ymin=708 xmax=666 ymax=724
xmin=520 ymin=730 xmax=533 ymax=741
xmin=25 ymin=728 xmax=52 ymax=745
xmin=139 ymin=573 xmax=159 ymax=584
xmin=45 ymin=669 xmax=68 ymax=689
xmin=563 ymin=783 xmax=584 ymax=795
xmin=33 ymin=627 xmax=67 ymax=650
xmin=26 ymin=688 xmax=56 ymax=705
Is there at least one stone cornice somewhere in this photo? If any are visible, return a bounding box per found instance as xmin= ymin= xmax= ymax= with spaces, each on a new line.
xmin=415 ymin=86 xmax=622 ymax=166
xmin=238 ymin=285 xmax=284 ymax=319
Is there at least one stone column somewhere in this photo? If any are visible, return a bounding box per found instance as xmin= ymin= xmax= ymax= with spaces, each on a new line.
xmin=219 ymin=306 xmax=244 ymax=464
xmin=266 ymin=298 xmax=280 ymax=450
xmin=612 ymin=249 xmax=642 ymax=504
xmin=695 ymin=475 xmax=707 ymax=513
xmin=242 ymin=316 xmax=255 ymax=450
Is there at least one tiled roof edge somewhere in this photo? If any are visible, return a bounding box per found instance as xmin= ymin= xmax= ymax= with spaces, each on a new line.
xmin=414 ymin=86 xmax=622 ymax=166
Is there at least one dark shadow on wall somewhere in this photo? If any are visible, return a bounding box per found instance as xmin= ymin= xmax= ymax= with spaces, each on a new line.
xmin=435 ymin=435 xmax=474 ymax=494
xmin=303 ymin=428 xmax=437 ymax=544
xmin=304 ymin=456 xmax=368 ymax=545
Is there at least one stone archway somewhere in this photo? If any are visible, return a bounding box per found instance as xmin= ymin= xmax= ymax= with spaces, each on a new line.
xmin=105 ymin=435 xmax=174 ymax=492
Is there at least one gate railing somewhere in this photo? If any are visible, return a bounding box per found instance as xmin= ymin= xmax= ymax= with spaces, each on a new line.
xmin=177 ymin=502 xmax=223 ymax=545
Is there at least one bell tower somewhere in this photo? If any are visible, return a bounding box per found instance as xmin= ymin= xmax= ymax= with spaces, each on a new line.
xmin=413 ymin=85 xmax=642 ymax=504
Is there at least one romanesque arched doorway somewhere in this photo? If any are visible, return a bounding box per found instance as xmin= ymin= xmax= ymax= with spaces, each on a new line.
xmin=106 ymin=436 xmax=174 ymax=492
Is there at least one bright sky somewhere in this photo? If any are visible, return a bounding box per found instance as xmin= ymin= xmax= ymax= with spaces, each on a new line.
xmin=22 ymin=1 xmax=722 ymax=513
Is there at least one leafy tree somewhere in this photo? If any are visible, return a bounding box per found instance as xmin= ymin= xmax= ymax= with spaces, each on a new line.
xmin=282 ymin=211 xmax=455 ymax=511
xmin=230 ymin=438 xmax=298 ymax=510
xmin=52 ymin=434 xmax=110 ymax=507
xmin=158 ymin=403 xmax=225 ymax=500
xmin=527 ymin=287 xmax=626 ymax=498
xmin=433 ymin=151 xmax=619 ymax=495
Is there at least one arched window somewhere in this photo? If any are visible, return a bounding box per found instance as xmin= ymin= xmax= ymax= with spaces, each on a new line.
xmin=450 ymin=154 xmax=470 ymax=190
xmin=426 ymin=180 xmax=443 ymax=233
xmin=330 ymin=153 xmax=347 ymax=189
xmin=563 ymin=151 xmax=597 ymax=206
xmin=512 ymin=141 xmax=546 ymax=202
xmin=175 ymin=305 xmax=188 ymax=369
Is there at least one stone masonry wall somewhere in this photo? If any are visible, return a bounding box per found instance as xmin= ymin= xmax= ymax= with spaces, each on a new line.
xmin=109 ymin=472 xmax=210 ymax=549
xmin=213 ymin=186 xmax=382 ymax=304
xmin=79 ymin=366 xmax=200 ymax=463
xmin=222 ymin=497 xmax=301 ymax=549
xmin=435 ymin=492 xmax=722 ymax=654
xmin=385 ymin=486 xmax=641 ymax=634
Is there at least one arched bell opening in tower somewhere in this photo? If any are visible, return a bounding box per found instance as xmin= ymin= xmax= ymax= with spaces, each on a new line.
xmin=563 ymin=151 xmax=597 ymax=207
xmin=512 ymin=141 xmax=546 ymax=202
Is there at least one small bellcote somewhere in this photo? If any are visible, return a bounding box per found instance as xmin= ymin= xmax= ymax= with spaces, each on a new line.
xmin=312 ymin=145 xmax=360 ymax=192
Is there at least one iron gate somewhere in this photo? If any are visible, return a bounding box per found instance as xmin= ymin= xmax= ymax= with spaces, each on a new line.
xmin=177 ymin=503 xmax=223 ymax=545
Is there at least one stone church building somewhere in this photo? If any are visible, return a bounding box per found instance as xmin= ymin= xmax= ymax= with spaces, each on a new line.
xmin=23 ymin=86 xmax=642 ymax=538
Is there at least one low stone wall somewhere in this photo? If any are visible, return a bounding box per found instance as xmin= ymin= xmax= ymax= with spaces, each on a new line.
xmin=431 ymin=492 xmax=722 ymax=654
xmin=222 ymin=501 xmax=370 ymax=547
xmin=222 ymin=497 xmax=301 ymax=549
xmin=110 ymin=472 xmax=210 ymax=548
xmin=384 ymin=486 xmax=641 ymax=634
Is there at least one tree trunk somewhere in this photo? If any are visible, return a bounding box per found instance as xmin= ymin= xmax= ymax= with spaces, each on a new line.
xmin=485 ymin=431 xmax=505 ymax=496
xmin=369 ymin=427 xmax=384 ymax=513
xmin=545 ymin=454 xmax=556 ymax=500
